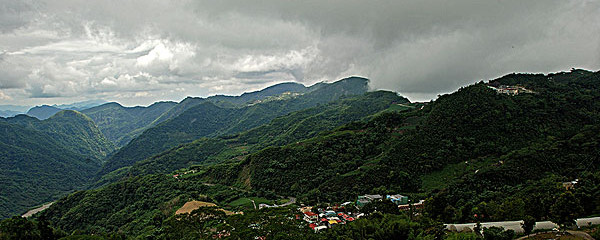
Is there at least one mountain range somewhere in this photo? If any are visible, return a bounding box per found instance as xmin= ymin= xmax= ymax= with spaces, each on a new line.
xmin=0 ymin=100 xmax=108 ymax=119
xmin=0 ymin=77 xmax=369 ymax=218
xmin=1 ymin=71 xmax=599 ymax=239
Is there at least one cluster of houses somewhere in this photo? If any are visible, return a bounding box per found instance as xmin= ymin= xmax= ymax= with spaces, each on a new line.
xmin=298 ymin=205 xmax=362 ymax=232
xmin=299 ymin=194 xmax=426 ymax=232
xmin=487 ymin=85 xmax=534 ymax=95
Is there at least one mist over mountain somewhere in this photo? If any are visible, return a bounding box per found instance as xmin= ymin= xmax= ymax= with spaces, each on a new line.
xmin=53 ymin=99 xmax=108 ymax=111
xmin=0 ymin=105 xmax=30 ymax=117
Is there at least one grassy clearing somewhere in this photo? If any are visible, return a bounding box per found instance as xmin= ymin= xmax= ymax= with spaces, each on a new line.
xmin=421 ymin=159 xmax=491 ymax=192
xmin=387 ymin=104 xmax=415 ymax=112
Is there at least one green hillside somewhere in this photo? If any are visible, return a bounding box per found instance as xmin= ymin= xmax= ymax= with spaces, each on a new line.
xmin=8 ymin=70 xmax=600 ymax=239
xmin=192 ymin=69 xmax=600 ymax=211
xmin=98 ymin=77 xmax=369 ymax=176
xmin=81 ymin=101 xmax=178 ymax=147
xmin=128 ymin=90 xmax=406 ymax=176
xmin=2 ymin=111 xmax=115 ymax=160
xmin=0 ymin=111 xmax=115 ymax=218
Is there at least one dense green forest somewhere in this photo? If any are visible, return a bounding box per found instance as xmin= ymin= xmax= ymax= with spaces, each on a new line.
xmin=128 ymin=90 xmax=406 ymax=176
xmin=1 ymin=70 xmax=599 ymax=239
xmin=197 ymin=69 xmax=600 ymax=222
xmin=98 ymin=77 xmax=369 ymax=177
xmin=0 ymin=111 xmax=114 ymax=218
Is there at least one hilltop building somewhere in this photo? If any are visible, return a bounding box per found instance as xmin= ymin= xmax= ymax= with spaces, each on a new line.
xmin=487 ymin=85 xmax=534 ymax=95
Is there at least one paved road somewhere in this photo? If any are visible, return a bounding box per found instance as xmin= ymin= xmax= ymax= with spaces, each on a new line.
xmin=445 ymin=217 xmax=600 ymax=233
xmin=279 ymin=197 xmax=297 ymax=207
xmin=257 ymin=197 xmax=297 ymax=209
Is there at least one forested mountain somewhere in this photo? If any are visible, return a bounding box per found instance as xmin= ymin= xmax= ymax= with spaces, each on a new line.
xmin=195 ymin=69 xmax=600 ymax=221
xmin=81 ymin=82 xmax=310 ymax=147
xmin=128 ymin=90 xmax=406 ymax=176
xmin=0 ymin=111 xmax=115 ymax=218
xmin=4 ymin=70 xmax=600 ymax=239
xmin=98 ymin=77 xmax=369 ymax=176
xmin=81 ymin=101 xmax=178 ymax=147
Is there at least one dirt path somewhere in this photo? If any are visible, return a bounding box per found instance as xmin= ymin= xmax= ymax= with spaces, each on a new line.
xmin=22 ymin=202 xmax=54 ymax=218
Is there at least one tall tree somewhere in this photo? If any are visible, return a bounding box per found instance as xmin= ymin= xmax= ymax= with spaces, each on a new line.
xmin=549 ymin=191 xmax=584 ymax=230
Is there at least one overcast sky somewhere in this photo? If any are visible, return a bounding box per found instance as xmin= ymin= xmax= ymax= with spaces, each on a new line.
xmin=0 ymin=0 xmax=599 ymax=106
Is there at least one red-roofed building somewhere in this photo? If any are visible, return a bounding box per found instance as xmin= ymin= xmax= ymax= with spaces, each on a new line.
xmin=303 ymin=212 xmax=318 ymax=222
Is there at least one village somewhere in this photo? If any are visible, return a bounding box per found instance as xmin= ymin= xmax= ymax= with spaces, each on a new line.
xmin=487 ymin=84 xmax=535 ymax=95
xmin=297 ymin=194 xmax=425 ymax=232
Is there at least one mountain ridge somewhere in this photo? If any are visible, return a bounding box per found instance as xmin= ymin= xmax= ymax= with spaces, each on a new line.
xmin=97 ymin=77 xmax=369 ymax=177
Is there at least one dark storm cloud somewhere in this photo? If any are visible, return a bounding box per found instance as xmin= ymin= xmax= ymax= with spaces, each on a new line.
xmin=0 ymin=0 xmax=598 ymax=105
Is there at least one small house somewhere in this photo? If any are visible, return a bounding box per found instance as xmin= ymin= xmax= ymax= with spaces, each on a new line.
xmin=303 ymin=211 xmax=318 ymax=222
xmin=386 ymin=194 xmax=409 ymax=205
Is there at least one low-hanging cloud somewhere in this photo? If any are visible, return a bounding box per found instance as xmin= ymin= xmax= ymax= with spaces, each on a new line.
xmin=0 ymin=0 xmax=598 ymax=106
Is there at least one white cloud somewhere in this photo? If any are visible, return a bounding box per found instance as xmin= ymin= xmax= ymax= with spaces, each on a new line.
xmin=0 ymin=0 xmax=598 ymax=105
xmin=100 ymin=78 xmax=117 ymax=87
xmin=0 ymin=90 xmax=11 ymax=100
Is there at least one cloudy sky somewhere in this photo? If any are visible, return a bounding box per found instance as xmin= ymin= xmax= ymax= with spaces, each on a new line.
xmin=0 ymin=0 xmax=599 ymax=106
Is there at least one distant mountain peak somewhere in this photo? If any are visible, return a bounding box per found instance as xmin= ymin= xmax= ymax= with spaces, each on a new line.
xmin=26 ymin=105 xmax=62 ymax=120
